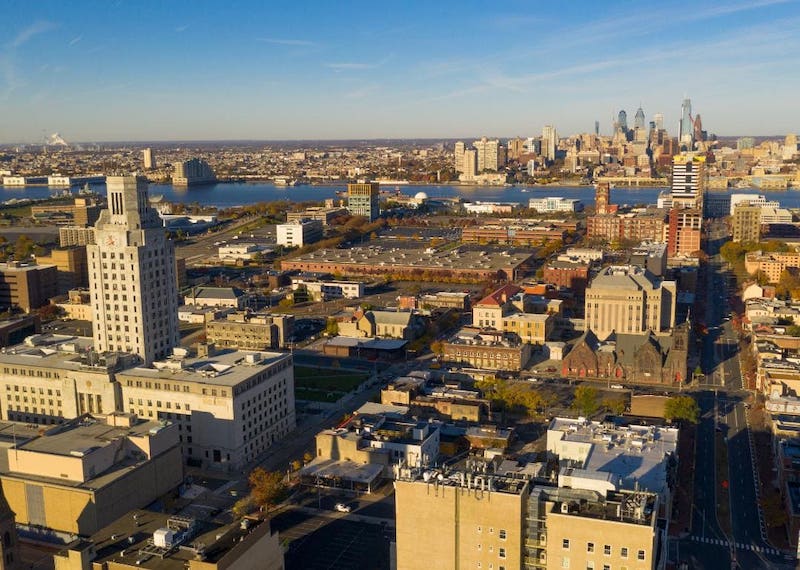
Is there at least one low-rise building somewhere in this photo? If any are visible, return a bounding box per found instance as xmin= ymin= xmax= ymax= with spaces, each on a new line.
xmin=542 ymin=260 xmax=589 ymax=293
xmin=528 ymin=196 xmax=583 ymax=212
xmin=55 ymin=288 xmax=93 ymax=320
xmin=206 ymin=311 xmax=294 ymax=350
xmin=443 ymin=327 xmax=532 ymax=371
xmin=218 ymin=242 xmax=272 ymax=261
xmin=0 ymin=413 xmax=182 ymax=538
xmin=52 ymin=511 xmax=284 ymax=570
xmin=290 ymin=276 xmax=364 ymax=301
xmin=0 ymin=314 xmax=40 ymax=347
xmin=0 ymin=262 xmax=58 ymax=312
xmin=35 ymin=246 xmax=89 ymax=293
xmin=184 ymin=287 xmax=247 ymax=310
xmin=276 ymin=219 xmax=324 ymax=247
xmin=336 ymin=308 xmax=424 ymax=340
xmin=286 ymin=206 xmax=347 ymax=225
xmin=745 ymin=250 xmax=800 ymax=283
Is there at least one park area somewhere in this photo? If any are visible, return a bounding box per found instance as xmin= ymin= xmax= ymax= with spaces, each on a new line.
xmin=294 ymin=365 xmax=371 ymax=403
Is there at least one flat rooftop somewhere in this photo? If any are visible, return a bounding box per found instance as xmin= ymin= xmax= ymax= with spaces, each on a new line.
xmin=549 ymin=417 xmax=678 ymax=497
xmin=59 ymin=509 xmax=274 ymax=570
xmin=0 ymin=334 xmax=127 ymax=373
xmin=117 ymin=348 xmax=291 ymax=388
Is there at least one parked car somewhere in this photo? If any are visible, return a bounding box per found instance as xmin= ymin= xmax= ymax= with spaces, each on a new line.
xmin=335 ymin=503 xmax=351 ymax=513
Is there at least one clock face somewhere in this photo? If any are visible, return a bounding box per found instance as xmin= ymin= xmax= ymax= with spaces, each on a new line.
xmin=106 ymin=235 xmax=116 ymax=246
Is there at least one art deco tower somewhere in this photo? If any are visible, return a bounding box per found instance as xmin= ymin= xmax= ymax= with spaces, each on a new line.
xmin=88 ymin=176 xmax=179 ymax=364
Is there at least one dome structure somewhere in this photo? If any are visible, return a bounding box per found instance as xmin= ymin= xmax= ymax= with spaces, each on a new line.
xmin=414 ymin=191 xmax=429 ymax=201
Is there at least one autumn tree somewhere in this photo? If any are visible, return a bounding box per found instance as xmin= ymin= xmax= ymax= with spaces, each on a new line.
xmin=602 ymin=395 xmax=627 ymax=415
xmin=572 ymin=385 xmax=599 ymax=417
xmin=248 ymin=467 xmax=287 ymax=511
xmin=664 ymin=395 xmax=699 ymax=424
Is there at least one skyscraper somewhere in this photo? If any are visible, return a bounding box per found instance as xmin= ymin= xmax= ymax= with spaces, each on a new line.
xmin=617 ymin=109 xmax=628 ymax=132
xmin=541 ymin=125 xmax=557 ymax=162
xmin=679 ymin=98 xmax=693 ymax=145
xmin=472 ymin=137 xmax=505 ymax=171
xmin=634 ymin=106 xmax=645 ymax=130
xmin=88 ymin=176 xmax=180 ymax=364
xmin=594 ymin=120 xmax=600 ymax=136
xmin=454 ymin=141 xmax=466 ymax=172
xmin=653 ymin=113 xmax=664 ymax=131
xmin=142 ymin=147 xmax=155 ymax=170
xmin=347 ymin=181 xmax=380 ymax=221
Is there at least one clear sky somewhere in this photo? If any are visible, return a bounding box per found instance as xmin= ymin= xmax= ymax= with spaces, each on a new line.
xmin=2 ymin=0 xmax=799 ymax=143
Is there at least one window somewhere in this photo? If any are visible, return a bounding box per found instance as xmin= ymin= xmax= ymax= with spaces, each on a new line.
xmin=637 ymin=550 xmax=645 ymax=561
xmin=498 ymin=529 xmax=506 ymax=540
xmin=620 ymin=547 xmax=628 ymax=558
xmin=603 ymin=566 xmax=610 ymax=570
xmin=498 ymin=548 xmax=506 ymax=559
xmin=586 ymin=563 xmax=594 ymax=570
xmin=603 ymin=545 xmax=611 ymax=556
xmin=561 ymin=557 xmax=570 ymax=569
xmin=562 ymin=539 xmax=570 ymax=550
xmin=587 ymin=542 xmax=594 ymax=553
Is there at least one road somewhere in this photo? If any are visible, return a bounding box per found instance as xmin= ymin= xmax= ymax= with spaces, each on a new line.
xmin=674 ymin=218 xmax=792 ymax=569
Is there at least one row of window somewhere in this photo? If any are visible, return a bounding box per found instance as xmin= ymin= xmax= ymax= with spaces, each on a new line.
xmin=563 ymin=539 xmax=646 ymax=560
xmin=6 ymin=385 xmax=61 ymax=396
xmin=3 ymin=369 xmax=60 ymax=380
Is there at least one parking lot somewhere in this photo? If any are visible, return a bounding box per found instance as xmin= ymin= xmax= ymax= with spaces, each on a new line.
xmin=273 ymin=509 xmax=392 ymax=570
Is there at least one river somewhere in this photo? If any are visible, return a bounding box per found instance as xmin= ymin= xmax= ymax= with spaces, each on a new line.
xmin=2 ymin=181 xmax=797 ymax=210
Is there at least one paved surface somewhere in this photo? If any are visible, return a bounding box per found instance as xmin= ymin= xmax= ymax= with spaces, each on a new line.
xmin=672 ymin=220 xmax=794 ymax=569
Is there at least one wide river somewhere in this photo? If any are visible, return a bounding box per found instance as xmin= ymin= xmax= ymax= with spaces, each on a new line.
xmin=2 ymin=181 xmax=797 ymax=209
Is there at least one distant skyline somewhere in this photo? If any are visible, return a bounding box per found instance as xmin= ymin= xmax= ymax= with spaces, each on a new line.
xmin=2 ymin=0 xmax=799 ymax=143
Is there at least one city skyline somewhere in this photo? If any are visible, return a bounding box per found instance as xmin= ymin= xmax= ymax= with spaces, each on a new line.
xmin=2 ymin=0 xmax=799 ymax=143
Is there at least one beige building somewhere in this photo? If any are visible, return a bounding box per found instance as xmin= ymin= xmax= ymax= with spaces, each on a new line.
xmin=395 ymin=472 xmax=662 ymax=570
xmin=0 ymin=262 xmax=58 ymax=313
xmin=0 ymin=413 xmax=182 ymax=537
xmin=745 ymin=251 xmax=800 ymax=283
xmin=286 ymin=206 xmax=347 ymax=226
xmin=443 ymin=327 xmax=532 ymax=371
xmin=35 ymin=246 xmax=89 ymax=293
xmin=117 ymin=346 xmax=295 ymax=470
xmin=59 ymin=226 xmax=95 ymax=247
xmin=88 ymin=176 xmax=180 ymax=363
xmin=347 ymin=182 xmax=380 ymax=221
xmin=337 ymin=309 xmax=423 ymax=340
xmin=585 ymin=265 xmax=676 ymax=340
xmin=206 ymin=312 xmax=294 ymax=350
xmin=732 ymin=204 xmax=762 ymax=242
xmin=55 ymin=289 xmax=93 ymax=320
xmin=473 ymin=137 xmax=506 ymax=172
xmin=53 ymin=511 xmax=284 ymax=570
xmin=502 ymin=312 xmax=553 ymax=345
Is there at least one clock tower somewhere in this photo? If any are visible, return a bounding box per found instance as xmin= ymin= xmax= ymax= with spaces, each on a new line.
xmin=88 ymin=176 xmax=180 ymax=364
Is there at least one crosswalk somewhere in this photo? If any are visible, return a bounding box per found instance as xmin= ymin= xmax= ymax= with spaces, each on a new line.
xmin=689 ymin=535 xmax=781 ymax=555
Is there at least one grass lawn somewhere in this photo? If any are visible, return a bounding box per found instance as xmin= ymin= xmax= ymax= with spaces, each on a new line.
xmin=294 ymin=387 xmax=344 ymax=403
xmin=294 ymin=365 xmax=369 ymax=393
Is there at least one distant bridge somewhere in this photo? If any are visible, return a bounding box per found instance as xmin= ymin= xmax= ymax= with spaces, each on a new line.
xmin=594 ymin=176 xmax=668 ymax=187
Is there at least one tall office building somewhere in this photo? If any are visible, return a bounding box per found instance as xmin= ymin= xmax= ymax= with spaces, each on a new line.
xmin=617 ymin=109 xmax=628 ymax=132
xmin=594 ymin=120 xmax=600 ymax=136
xmin=653 ymin=113 xmax=664 ymax=131
xmin=88 ymin=176 xmax=180 ymax=363
xmin=347 ymin=181 xmax=380 ymax=221
xmin=679 ymin=98 xmax=693 ymax=145
xmin=634 ymin=106 xmax=645 ymax=130
xmin=671 ymin=154 xmax=706 ymax=210
xmin=142 ymin=147 xmax=155 ymax=170
xmin=541 ymin=125 xmax=557 ymax=162
xmin=472 ymin=137 xmax=505 ymax=171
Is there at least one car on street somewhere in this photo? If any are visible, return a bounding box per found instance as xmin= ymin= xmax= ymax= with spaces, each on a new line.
xmin=335 ymin=503 xmax=351 ymax=513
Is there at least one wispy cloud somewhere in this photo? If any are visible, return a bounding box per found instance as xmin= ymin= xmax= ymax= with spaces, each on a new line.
xmin=175 ymin=24 xmax=189 ymax=33
xmin=326 ymin=55 xmax=392 ymax=72
xmin=257 ymin=37 xmax=315 ymax=46
xmin=68 ymin=35 xmax=82 ymax=46
xmin=9 ymin=21 xmax=57 ymax=49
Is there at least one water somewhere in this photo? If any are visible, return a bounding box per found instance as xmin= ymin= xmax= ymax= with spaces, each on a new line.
xmin=1 ymin=181 xmax=797 ymax=209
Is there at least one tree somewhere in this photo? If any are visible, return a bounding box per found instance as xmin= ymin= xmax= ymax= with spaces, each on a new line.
xmin=430 ymin=340 xmax=444 ymax=357
xmin=303 ymin=451 xmax=313 ymax=464
xmin=664 ymin=395 xmax=699 ymax=424
xmin=14 ymin=235 xmax=34 ymax=260
xmin=325 ymin=318 xmax=339 ymax=336
xmin=248 ymin=467 xmax=287 ymax=511
xmin=602 ymin=396 xmax=627 ymax=415
xmin=572 ymin=385 xmax=599 ymax=417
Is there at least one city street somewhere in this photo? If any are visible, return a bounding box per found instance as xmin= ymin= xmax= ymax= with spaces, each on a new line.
xmin=672 ymin=219 xmax=793 ymax=569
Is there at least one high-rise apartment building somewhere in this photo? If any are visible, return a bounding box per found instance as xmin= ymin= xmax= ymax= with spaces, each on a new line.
xmin=347 ymin=181 xmax=380 ymax=221
xmin=142 ymin=147 xmax=155 ymax=170
xmin=462 ymin=149 xmax=478 ymax=180
xmin=472 ymin=137 xmax=505 ymax=172
xmin=506 ymin=137 xmax=525 ymax=161
xmin=667 ymin=208 xmax=703 ymax=257
xmin=541 ymin=125 xmax=557 ymax=162
xmin=88 ymin=176 xmax=180 ymax=363
xmin=585 ymin=265 xmax=676 ymax=340
xmin=454 ymin=141 xmax=466 ymax=172
xmin=671 ymin=154 xmax=706 ymax=210
xmin=732 ymin=204 xmax=762 ymax=243
xmin=173 ymin=158 xmax=216 ymax=186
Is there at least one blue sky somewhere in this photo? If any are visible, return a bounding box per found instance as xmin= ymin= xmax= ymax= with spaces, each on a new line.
xmin=2 ymin=0 xmax=799 ymax=142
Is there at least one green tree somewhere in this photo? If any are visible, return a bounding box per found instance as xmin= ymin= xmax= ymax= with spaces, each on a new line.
xmin=572 ymin=385 xmax=599 ymax=417
xmin=664 ymin=395 xmax=700 ymax=424
xmin=248 ymin=467 xmax=287 ymax=511
xmin=602 ymin=396 xmax=627 ymax=415
xmin=14 ymin=235 xmax=34 ymax=260
xmin=325 ymin=318 xmax=339 ymax=336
